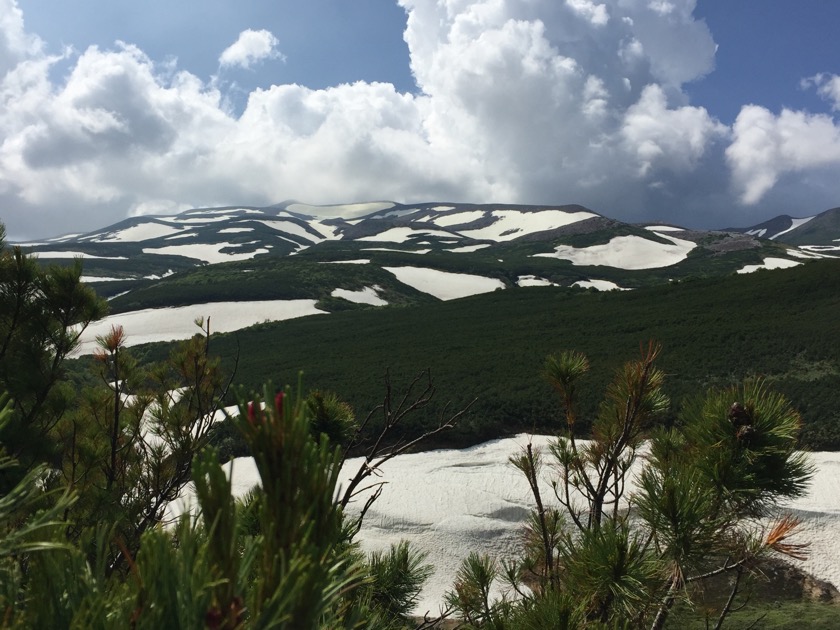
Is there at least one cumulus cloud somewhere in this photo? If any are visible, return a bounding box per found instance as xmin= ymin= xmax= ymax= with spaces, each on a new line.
xmin=1 ymin=0 xmax=840 ymax=239
xmin=726 ymin=105 xmax=840 ymax=205
xmin=803 ymin=73 xmax=840 ymax=111
xmin=219 ymin=29 xmax=283 ymax=70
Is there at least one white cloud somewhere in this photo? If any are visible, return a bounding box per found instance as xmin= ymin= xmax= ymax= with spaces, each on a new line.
xmin=726 ymin=105 xmax=840 ymax=204
xmin=566 ymin=0 xmax=609 ymax=26
xmin=0 ymin=0 xmax=42 ymax=75
xmin=803 ymin=73 xmax=840 ymax=112
xmin=621 ymin=84 xmax=727 ymax=175
xmin=2 ymin=0 xmax=840 ymax=239
xmin=219 ymin=29 xmax=283 ymax=70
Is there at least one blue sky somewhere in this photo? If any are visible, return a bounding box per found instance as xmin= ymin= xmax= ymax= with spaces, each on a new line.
xmin=2 ymin=0 xmax=840 ymax=239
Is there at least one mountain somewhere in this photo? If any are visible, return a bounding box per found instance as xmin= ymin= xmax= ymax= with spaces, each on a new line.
xmin=727 ymin=206 xmax=840 ymax=249
xmin=16 ymin=200 xmax=837 ymax=356
xmin=22 ymin=201 xmax=828 ymax=299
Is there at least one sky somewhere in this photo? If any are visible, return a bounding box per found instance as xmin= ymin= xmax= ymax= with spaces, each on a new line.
xmin=2 ymin=0 xmax=840 ymax=240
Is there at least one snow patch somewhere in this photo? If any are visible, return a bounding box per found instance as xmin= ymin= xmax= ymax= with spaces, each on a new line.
xmin=446 ymin=244 xmax=491 ymax=253
xmin=142 ymin=243 xmax=270 ymax=264
xmin=572 ymin=279 xmax=627 ymax=291
xmin=286 ymin=201 xmax=394 ymax=218
xmin=431 ymin=210 xmax=485 ymax=228
xmin=533 ymin=234 xmax=696 ymax=270
xmin=331 ymin=286 xmax=388 ymax=306
xmin=516 ymin=275 xmax=556 ymax=287
xmin=383 ymin=266 xmax=505 ymax=300
xmin=74 ymin=300 xmax=326 ymax=355
xmin=31 ymin=251 xmax=128 ymax=260
xmin=171 ymin=215 xmax=233 ymax=223
xmin=361 ymin=247 xmax=431 ymax=254
xmin=460 ymin=209 xmax=596 ymax=242
xmin=358 ymin=227 xmax=454 ymax=243
xmin=320 ymin=259 xmax=371 ymax=265
xmin=218 ymin=227 xmax=254 ymax=234
xmin=81 ymin=276 xmax=133 ymax=283
xmin=770 ymin=216 xmax=815 ymax=240
xmin=736 ymin=257 xmax=801 ymax=274
xmin=96 ymin=222 xmax=183 ymax=242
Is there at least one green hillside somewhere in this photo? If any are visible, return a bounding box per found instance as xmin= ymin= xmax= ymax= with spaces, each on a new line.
xmin=121 ymin=258 xmax=840 ymax=450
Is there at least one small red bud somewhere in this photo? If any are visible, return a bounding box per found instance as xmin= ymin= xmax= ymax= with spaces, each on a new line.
xmin=275 ymin=391 xmax=285 ymax=417
xmin=247 ymin=401 xmax=256 ymax=424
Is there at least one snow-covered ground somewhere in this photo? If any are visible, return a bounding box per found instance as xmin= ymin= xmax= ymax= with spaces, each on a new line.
xmin=459 ymin=209 xmax=597 ymax=242
xmin=572 ymin=279 xmax=627 ymax=291
xmin=74 ymin=300 xmax=326 ymax=355
xmin=94 ymin=222 xmax=184 ymax=242
xmin=172 ymin=434 xmax=836 ymax=616
xmin=358 ymin=227 xmax=455 ymax=243
xmin=516 ymin=275 xmax=556 ymax=287
xmin=32 ymin=251 xmax=128 ymax=260
xmin=534 ymin=233 xmax=696 ymax=270
xmin=383 ymin=266 xmax=506 ymax=300
xmin=770 ymin=216 xmax=815 ymax=241
xmin=737 ymin=257 xmax=801 ymax=274
xmin=330 ymin=286 xmax=388 ymax=306
xmin=141 ymin=243 xmax=271 ymax=264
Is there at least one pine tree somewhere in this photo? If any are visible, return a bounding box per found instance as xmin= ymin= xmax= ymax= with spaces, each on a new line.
xmin=447 ymin=343 xmax=812 ymax=628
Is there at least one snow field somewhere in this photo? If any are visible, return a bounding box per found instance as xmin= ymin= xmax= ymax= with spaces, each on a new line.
xmin=181 ymin=437 xmax=839 ymax=616
xmin=516 ymin=275 xmax=556 ymax=287
xmin=141 ymin=243 xmax=271 ymax=264
xmin=330 ymin=286 xmax=388 ymax=306
xmin=383 ymin=266 xmax=506 ymax=301
xmin=736 ymin=257 xmax=801 ymax=274
xmin=73 ymin=300 xmax=326 ymax=355
xmin=95 ymin=222 xmax=185 ymax=242
xmin=31 ymin=251 xmax=128 ymax=260
xmin=534 ymin=233 xmax=696 ymax=269
xmin=357 ymin=227 xmax=455 ymax=243
xmin=572 ymin=279 xmax=627 ymax=291
xmin=459 ymin=209 xmax=597 ymax=242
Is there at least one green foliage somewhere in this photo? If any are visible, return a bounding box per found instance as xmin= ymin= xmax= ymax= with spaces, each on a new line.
xmin=121 ymin=258 xmax=840 ymax=451
xmin=0 ymin=237 xmax=107 ymax=478
xmin=447 ymin=346 xmax=813 ymax=629
xmin=360 ymin=541 xmax=433 ymax=624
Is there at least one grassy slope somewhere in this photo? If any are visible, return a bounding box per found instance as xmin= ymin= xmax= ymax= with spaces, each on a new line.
xmin=126 ymin=258 xmax=840 ymax=449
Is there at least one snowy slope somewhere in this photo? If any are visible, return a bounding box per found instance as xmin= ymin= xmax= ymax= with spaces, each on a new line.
xmin=171 ymin=435 xmax=838 ymax=616
xmin=18 ymin=201 xmax=822 ymax=316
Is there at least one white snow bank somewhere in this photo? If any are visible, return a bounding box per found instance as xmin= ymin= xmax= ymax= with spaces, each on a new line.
xmin=96 ymin=223 xmax=183 ymax=242
xmin=361 ymin=247 xmax=431 ymax=254
xmin=431 ymin=210 xmax=485 ymax=228
xmin=74 ymin=300 xmax=326 ymax=355
xmin=81 ymin=276 xmax=133 ymax=283
xmin=30 ymin=251 xmax=128 ymax=260
xmin=533 ymin=234 xmax=696 ymax=270
xmin=331 ymin=286 xmax=388 ymax=306
xmin=460 ymin=210 xmax=596 ymax=242
xmin=142 ymin=243 xmax=270 ymax=264
xmin=572 ymin=279 xmax=627 ymax=291
xmin=516 ymin=275 xmax=556 ymax=287
xmin=358 ymin=227 xmax=454 ymax=243
xmin=218 ymin=227 xmax=254 ymax=234
xmin=383 ymin=266 xmax=505 ymax=301
xmin=446 ymin=244 xmax=491 ymax=254
xmin=171 ymin=215 xmax=233 ymax=223
xmin=644 ymin=225 xmax=685 ymax=232
xmin=770 ymin=216 xmax=815 ymax=240
xmin=736 ymin=257 xmax=801 ymax=274
xmin=320 ymin=259 xmax=371 ymax=265
xmin=287 ymin=201 xmax=394 ymax=218
xmin=169 ymin=437 xmax=840 ymax=616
